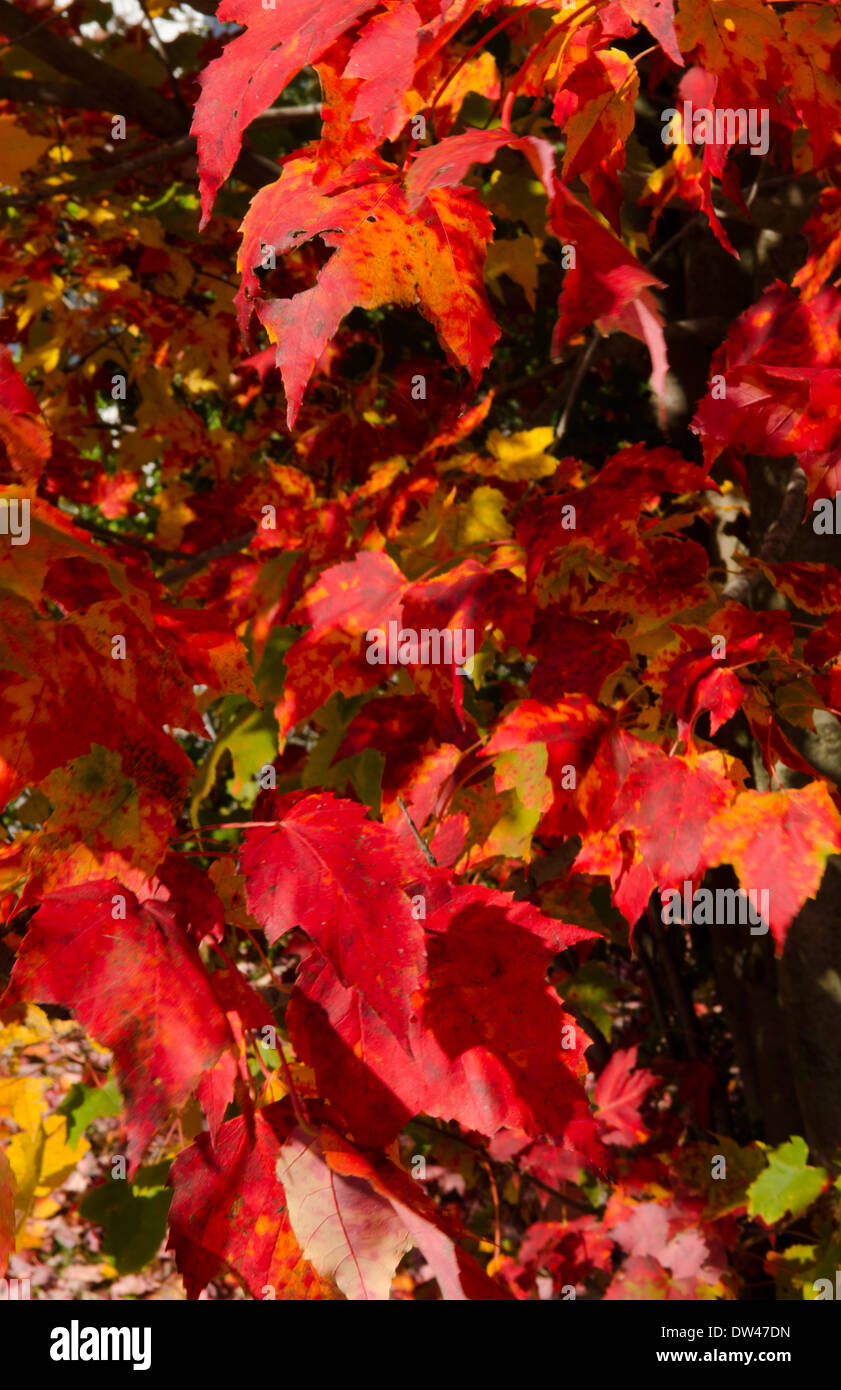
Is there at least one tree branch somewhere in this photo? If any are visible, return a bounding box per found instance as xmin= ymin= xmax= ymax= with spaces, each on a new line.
xmin=159 ymin=528 xmax=257 ymax=588
xmin=645 ymin=903 xmax=704 ymax=1062
xmin=0 ymin=74 xmax=320 ymax=128
xmin=0 ymin=3 xmax=61 ymax=52
xmin=722 ymin=462 xmax=807 ymax=606
xmin=71 ymin=517 xmax=173 ymax=564
xmin=252 ymin=104 xmax=322 ymax=125
xmin=646 ymin=900 xmax=733 ymax=1134
xmin=411 ymin=1117 xmax=597 ymax=1215
xmin=0 ymin=74 xmax=105 ymax=109
xmin=2 ymin=134 xmax=196 ymax=204
xmin=0 ymin=0 xmax=185 ymax=136
xmin=138 ymin=0 xmax=188 ymax=118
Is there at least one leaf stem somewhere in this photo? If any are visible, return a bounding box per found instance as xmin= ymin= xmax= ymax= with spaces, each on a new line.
xmin=236 ymin=922 xmax=313 ymax=1135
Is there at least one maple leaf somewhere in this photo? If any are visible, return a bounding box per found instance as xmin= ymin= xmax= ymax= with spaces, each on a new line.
xmin=286 ymin=947 xmax=425 ymax=1148
xmin=191 ymin=0 xmax=378 ymax=225
xmin=515 ymin=1215 xmax=614 ymax=1296
xmin=415 ymin=886 xmax=602 ymax=1147
xmin=16 ymin=745 xmax=175 ymax=903
xmin=702 ymin=782 xmax=841 ymax=950
xmin=674 ymin=0 xmax=782 ymax=106
xmin=287 ymin=876 xmax=604 ymax=1156
xmin=195 ymin=946 xmax=275 ymax=1144
xmin=1 ymin=883 xmax=240 ymax=1174
xmin=275 ymin=550 xmax=407 ymax=737
xmin=549 ymin=185 xmax=669 ymax=414
xmin=486 ymin=696 xmax=611 ymax=767
xmin=640 ymin=120 xmax=737 ymax=256
xmin=516 ymin=443 xmax=710 ymax=584
xmin=574 ymin=745 xmax=740 ymax=924
xmin=240 ymin=792 xmax=427 ymax=1048
xmin=236 ymin=157 xmax=499 ymax=426
xmin=401 ymin=555 xmax=532 ymax=724
xmin=141 ymin=851 xmax=227 ymax=947
xmin=0 ymin=352 xmax=50 ymax=482
xmin=604 ymin=1252 xmax=729 ymax=1300
xmin=167 ymin=1105 xmax=337 ymax=1299
xmin=793 ymin=189 xmax=841 ymax=302
xmin=485 ymin=696 xmax=613 ymax=838
xmin=555 ymin=48 xmax=639 ymax=186
xmin=610 ymin=0 xmax=683 ymax=66
xmin=604 ymin=1188 xmax=732 ymax=1297
xmin=551 ymin=186 xmax=663 ymax=337
xmin=276 ymin=1127 xmax=414 ymax=1299
xmin=648 ymin=607 xmax=794 ymax=742
xmin=677 ymin=1136 xmax=767 ymax=1219
xmin=316 ymin=1126 xmax=514 ymax=1299
xmin=0 ymin=1069 xmax=89 ymax=1246
xmin=746 ymin=1136 xmax=828 ymax=1226
xmin=528 ymin=614 xmax=630 ymax=702
xmin=10 ymin=0 xmax=841 ymax=1304
xmin=405 ymin=128 xmax=555 ymax=212
xmin=696 ymin=366 xmax=841 ymax=467
xmin=593 ymin=1045 xmax=658 ymax=1146
xmin=0 ymin=598 xmax=196 ymax=812
xmin=691 ymin=282 xmax=841 ymax=482
xmin=342 ymin=3 xmax=423 ymax=142
xmin=153 ymin=607 xmax=258 ymax=702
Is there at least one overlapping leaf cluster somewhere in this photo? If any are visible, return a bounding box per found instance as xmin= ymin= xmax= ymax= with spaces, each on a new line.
xmin=2 ymin=0 xmax=841 ymax=1300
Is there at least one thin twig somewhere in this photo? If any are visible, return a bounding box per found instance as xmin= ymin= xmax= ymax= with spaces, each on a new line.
xmin=159 ymin=527 xmax=257 ymax=587
xmin=252 ymin=105 xmax=322 ymax=126
xmin=745 ymin=153 xmax=767 ymax=209
xmin=71 ymin=517 xmax=172 ymax=563
xmin=0 ymin=75 xmax=103 ymax=108
xmin=646 ymin=212 xmax=703 ymax=270
xmin=493 ymin=357 xmax=571 ymax=401
xmin=412 ymin=1116 xmax=597 ymax=1215
xmin=0 ymin=0 xmax=184 ymax=137
xmin=555 ymin=329 xmax=600 ymax=440
xmin=65 ymin=326 xmax=127 ymax=370
xmin=2 ymin=135 xmax=195 ymax=205
xmin=397 ymin=795 xmax=438 ymax=866
xmin=138 ymin=0 xmax=187 ymax=116
xmin=235 ymin=921 xmax=314 ymax=1135
xmin=483 ymin=1158 xmax=502 ymax=1256
xmin=0 ymin=5 xmax=61 ymax=53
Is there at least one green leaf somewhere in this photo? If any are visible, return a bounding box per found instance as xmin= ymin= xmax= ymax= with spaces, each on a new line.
xmin=190 ymin=700 xmax=278 ymax=819
xmin=747 ymin=1136 xmax=828 ymax=1225
xmin=59 ymin=1077 xmax=122 ymax=1148
xmin=301 ymin=691 xmax=366 ymax=791
xmin=676 ymin=1135 xmax=765 ymax=1219
xmin=80 ymin=1161 xmax=172 ymax=1275
xmin=346 ymin=746 xmax=385 ymax=818
xmin=251 ymin=616 xmax=299 ymax=703
xmin=767 ymin=1234 xmax=841 ymax=1300
xmin=562 ymin=961 xmax=626 ymax=1042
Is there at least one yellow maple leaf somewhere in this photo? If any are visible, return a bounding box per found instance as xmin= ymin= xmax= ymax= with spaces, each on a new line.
xmin=0 ymin=1016 xmax=90 ymax=1251
xmin=0 ymin=117 xmax=51 ymax=188
xmin=487 ymin=428 xmax=559 ymax=481
xmin=485 ymin=234 xmax=543 ymax=309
